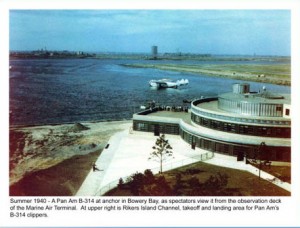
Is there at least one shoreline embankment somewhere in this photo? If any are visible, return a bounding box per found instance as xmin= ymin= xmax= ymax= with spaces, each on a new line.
xmin=9 ymin=120 xmax=132 ymax=196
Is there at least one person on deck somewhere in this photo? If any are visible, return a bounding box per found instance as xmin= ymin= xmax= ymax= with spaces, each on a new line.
xmin=92 ymin=162 xmax=100 ymax=172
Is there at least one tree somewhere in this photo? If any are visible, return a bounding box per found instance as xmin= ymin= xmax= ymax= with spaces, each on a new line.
xmin=127 ymin=172 xmax=145 ymax=196
xmin=149 ymin=134 xmax=173 ymax=173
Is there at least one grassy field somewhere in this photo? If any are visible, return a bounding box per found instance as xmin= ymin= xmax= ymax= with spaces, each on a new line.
xmin=192 ymin=64 xmax=290 ymax=78
xmin=106 ymin=161 xmax=291 ymax=196
xmin=123 ymin=63 xmax=291 ymax=86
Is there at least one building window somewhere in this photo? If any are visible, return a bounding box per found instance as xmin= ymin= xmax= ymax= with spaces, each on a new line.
xmin=138 ymin=123 xmax=145 ymax=127
xmin=276 ymin=106 xmax=282 ymax=112
xmin=285 ymin=109 xmax=290 ymax=116
xmin=137 ymin=122 xmax=147 ymax=131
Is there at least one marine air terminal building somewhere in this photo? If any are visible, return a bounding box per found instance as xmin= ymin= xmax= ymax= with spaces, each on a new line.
xmin=133 ymin=83 xmax=291 ymax=162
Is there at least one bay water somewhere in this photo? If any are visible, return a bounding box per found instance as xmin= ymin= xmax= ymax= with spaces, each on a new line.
xmin=9 ymin=58 xmax=291 ymax=126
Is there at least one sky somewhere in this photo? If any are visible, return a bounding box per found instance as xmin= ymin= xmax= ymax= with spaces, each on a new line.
xmin=9 ymin=10 xmax=291 ymax=56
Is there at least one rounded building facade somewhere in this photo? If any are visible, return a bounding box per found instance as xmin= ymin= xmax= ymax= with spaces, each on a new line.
xmin=191 ymin=83 xmax=291 ymax=138
xmin=133 ymin=83 xmax=291 ymax=162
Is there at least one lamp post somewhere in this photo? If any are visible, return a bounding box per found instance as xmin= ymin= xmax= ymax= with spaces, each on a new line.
xmin=258 ymin=142 xmax=266 ymax=179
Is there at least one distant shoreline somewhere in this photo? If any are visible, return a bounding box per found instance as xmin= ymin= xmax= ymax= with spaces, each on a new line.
xmin=9 ymin=53 xmax=291 ymax=62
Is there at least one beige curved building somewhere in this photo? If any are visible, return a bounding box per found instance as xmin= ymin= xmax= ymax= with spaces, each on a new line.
xmin=133 ymin=83 xmax=291 ymax=162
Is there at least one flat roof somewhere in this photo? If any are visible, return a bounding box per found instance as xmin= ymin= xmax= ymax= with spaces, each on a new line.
xmin=147 ymin=110 xmax=191 ymax=122
xmin=219 ymin=92 xmax=291 ymax=104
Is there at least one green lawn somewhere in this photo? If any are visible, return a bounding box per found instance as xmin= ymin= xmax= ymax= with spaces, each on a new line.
xmin=106 ymin=161 xmax=290 ymax=196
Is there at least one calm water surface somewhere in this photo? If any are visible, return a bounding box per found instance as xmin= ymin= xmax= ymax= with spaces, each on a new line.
xmin=9 ymin=58 xmax=291 ymax=126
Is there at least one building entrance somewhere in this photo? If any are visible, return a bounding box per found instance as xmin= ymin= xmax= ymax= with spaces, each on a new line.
xmin=237 ymin=151 xmax=244 ymax=161
xmin=154 ymin=125 xmax=160 ymax=136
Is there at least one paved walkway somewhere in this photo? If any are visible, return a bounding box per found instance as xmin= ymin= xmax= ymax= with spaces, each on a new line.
xmin=76 ymin=130 xmax=209 ymax=196
xmin=76 ymin=129 xmax=291 ymax=196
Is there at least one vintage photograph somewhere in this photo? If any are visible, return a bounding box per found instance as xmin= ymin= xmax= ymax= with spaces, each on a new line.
xmin=9 ymin=10 xmax=291 ymax=197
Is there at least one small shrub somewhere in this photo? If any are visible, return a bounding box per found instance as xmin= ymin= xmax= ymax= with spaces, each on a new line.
xmin=187 ymin=176 xmax=201 ymax=188
xmin=172 ymin=173 xmax=184 ymax=195
xmin=127 ymin=172 xmax=145 ymax=196
xmin=118 ymin=178 xmax=124 ymax=189
xmin=144 ymin=169 xmax=155 ymax=184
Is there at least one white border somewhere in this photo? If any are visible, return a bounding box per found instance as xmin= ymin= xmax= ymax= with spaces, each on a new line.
xmin=1 ymin=0 xmax=300 ymax=227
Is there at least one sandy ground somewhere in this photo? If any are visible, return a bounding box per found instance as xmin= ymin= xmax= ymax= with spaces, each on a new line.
xmin=9 ymin=120 xmax=131 ymax=195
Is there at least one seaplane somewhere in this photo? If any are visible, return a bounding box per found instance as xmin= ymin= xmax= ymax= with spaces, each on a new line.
xmin=149 ymin=78 xmax=189 ymax=89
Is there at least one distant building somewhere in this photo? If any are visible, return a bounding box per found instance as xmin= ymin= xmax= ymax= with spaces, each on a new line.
xmin=151 ymin=46 xmax=158 ymax=59
xmin=133 ymin=83 xmax=291 ymax=162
